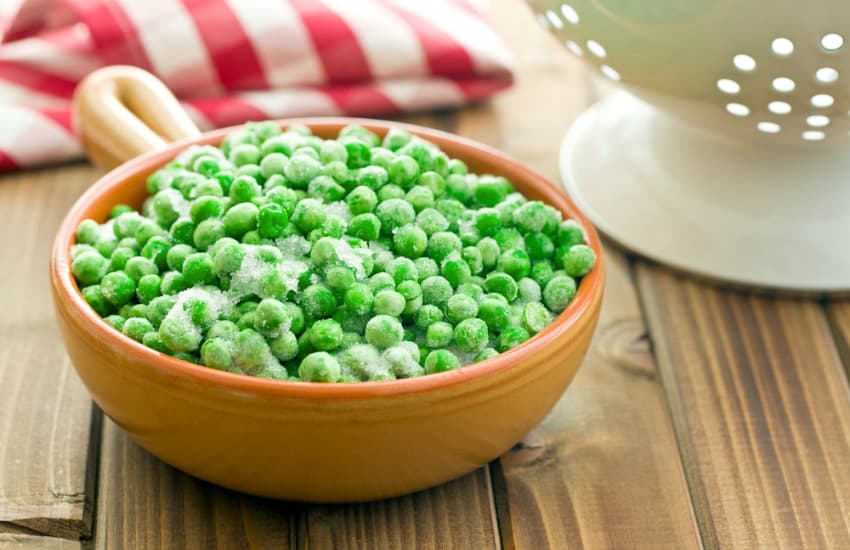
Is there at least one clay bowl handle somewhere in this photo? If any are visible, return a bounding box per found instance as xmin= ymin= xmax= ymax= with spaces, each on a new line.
xmin=72 ymin=65 xmax=201 ymax=169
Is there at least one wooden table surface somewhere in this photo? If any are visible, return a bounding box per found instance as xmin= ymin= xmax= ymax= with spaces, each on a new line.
xmin=3 ymin=2 xmax=850 ymax=549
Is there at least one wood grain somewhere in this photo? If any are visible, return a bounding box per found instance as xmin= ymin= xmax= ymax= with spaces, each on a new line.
xmin=94 ymin=419 xmax=296 ymax=550
xmin=0 ymin=165 xmax=103 ymax=539
xmin=638 ymin=264 xmax=850 ymax=549
xmin=296 ymin=471 xmax=499 ymax=550
xmin=0 ymin=534 xmax=80 ymax=550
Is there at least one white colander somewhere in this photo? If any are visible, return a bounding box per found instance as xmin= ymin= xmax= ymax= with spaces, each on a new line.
xmin=527 ymin=0 xmax=850 ymax=292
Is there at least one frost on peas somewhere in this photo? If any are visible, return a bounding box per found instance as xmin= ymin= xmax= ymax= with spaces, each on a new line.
xmin=72 ymin=124 xmax=596 ymax=382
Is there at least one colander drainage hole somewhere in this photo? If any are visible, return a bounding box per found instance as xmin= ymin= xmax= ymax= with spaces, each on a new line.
xmin=771 ymin=38 xmax=794 ymax=56
xmin=717 ymin=79 xmax=740 ymax=94
xmin=726 ymin=103 xmax=750 ymax=116
xmin=803 ymin=130 xmax=826 ymax=141
xmin=757 ymin=122 xmax=781 ymax=134
xmin=821 ymin=33 xmax=844 ymax=51
xmin=807 ymin=115 xmax=830 ymax=127
xmin=811 ymin=94 xmax=834 ymax=108
xmin=768 ymin=101 xmax=792 ymax=115
xmin=565 ymin=40 xmax=583 ymax=57
xmin=586 ymin=39 xmax=606 ymax=58
xmin=816 ymin=67 xmax=839 ymax=83
xmin=772 ymin=77 xmax=795 ymax=93
xmin=545 ymin=10 xmax=563 ymax=29
xmin=559 ymin=4 xmax=579 ymax=24
xmin=733 ymin=54 xmax=756 ymax=72
xmin=600 ymin=65 xmax=620 ymax=80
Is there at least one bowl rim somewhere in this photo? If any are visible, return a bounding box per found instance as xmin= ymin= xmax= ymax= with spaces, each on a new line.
xmin=51 ymin=117 xmax=604 ymax=399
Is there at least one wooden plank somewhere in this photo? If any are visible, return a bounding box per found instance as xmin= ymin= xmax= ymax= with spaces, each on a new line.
xmin=93 ymin=420 xmax=296 ymax=550
xmin=0 ymin=534 xmax=80 ymax=550
xmin=450 ymin=2 xmax=701 ymax=548
xmin=826 ymin=302 xmax=850 ymax=376
xmin=0 ymin=165 xmax=103 ymax=539
xmin=637 ymin=264 xmax=850 ymax=549
xmin=296 ymin=471 xmax=499 ymax=550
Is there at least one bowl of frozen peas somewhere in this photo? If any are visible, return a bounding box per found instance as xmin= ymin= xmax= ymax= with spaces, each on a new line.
xmin=50 ymin=66 xmax=604 ymax=502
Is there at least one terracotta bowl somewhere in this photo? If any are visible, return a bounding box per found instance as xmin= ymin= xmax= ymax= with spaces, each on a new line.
xmin=50 ymin=69 xmax=604 ymax=503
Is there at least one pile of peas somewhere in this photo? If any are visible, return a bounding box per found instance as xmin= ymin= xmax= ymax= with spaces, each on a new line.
xmin=70 ymin=122 xmax=596 ymax=382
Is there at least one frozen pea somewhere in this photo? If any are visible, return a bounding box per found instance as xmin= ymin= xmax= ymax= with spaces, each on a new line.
xmin=497 ymin=326 xmax=530 ymax=352
xmin=253 ymin=298 xmax=291 ymax=337
xmin=477 ymin=237 xmax=500 ymax=270
xmin=368 ymin=272 xmax=395 ymax=293
xmin=82 ymin=285 xmax=111 ymax=316
xmin=383 ymin=346 xmax=424 ymax=378
xmin=424 ymin=349 xmax=459 ymax=374
xmin=182 ymin=253 xmax=215 ymax=285
xmin=393 ymin=224 xmax=428 ymax=258
xmin=270 ymin=330 xmax=299 ymax=361
xmin=159 ymin=316 xmax=202 ymax=352
xmin=310 ymin=319 xmax=343 ymax=351
xmin=223 ymin=202 xmax=259 ymax=238
xmin=405 ymin=186 xmax=434 ymax=212
xmin=522 ymin=302 xmax=551 ymax=334
xmin=388 ymin=155 xmax=419 ymax=189
xmin=478 ymin=297 xmax=511 ymax=332
xmin=518 ymin=277 xmax=542 ymax=302
xmin=446 ymin=294 xmax=479 ymax=324
xmin=291 ymin=198 xmax=326 ymax=233
xmin=414 ymin=257 xmax=439 ymax=281
xmin=124 ymin=256 xmax=158 ymax=282
xmin=375 ymin=198 xmax=415 ymax=235
xmin=454 ymin=318 xmax=489 ymax=352
xmin=498 ymin=249 xmax=531 ymax=280
xmin=441 ymin=252 xmax=471 ymax=288
xmin=531 ymin=261 xmax=555 ymax=287
xmin=308 ymin=175 xmax=346 ymax=203
xmin=122 ymin=317 xmax=154 ymax=342
xmin=365 ymin=315 xmax=404 ymax=348
xmin=474 ymin=347 xmax=499 ymax=363
xmin=347 ymin=186 xmax=378 ymax=214
xmin=483 ymin=272 xmax=519 ymax=301
xmin=525 ymin=232 xmax=555 ymax=261
xmin=104 ymin=314 xmax=126 ymax=331
xmin=543 ymin=275 xmax=577 ymax=313
xmin=233 ymin=329 xmax=272 ymax=373
xmin=299 ymin=352 xmax=341 ymax=382
xmin=257 ymin=203 xmax=289 ymax=239
xmin=427 ymin=232 xmax=462 ymax=263
xmin=561 ymin=244 xmax=596 ymax=277
xmin=389 ymin=257 xmax=418 ymax=284
xmin=201 ymin=338 xmax=233 ymax=370
xmin=421 ymin=275 xmax=453 ymax=306
xmin=344 ymin=283 xmax=374 ymax=315
xmin=284 ymin=155 xmax=322 ymax=188
xmin=415 ymin=304 xmax=444 ymax=330
xmin=462 ymin=246 xmax=484 ymax=274
xmin=373 ymin=290 xmax=406 ymax=316
xmin=166 ymin=244 xmax=195 ymax=272
xmin=558 ymin=219 xmax=585 ymax=248
xmin=426 ymin=321 xmax=454 ymax=348
xmin=416 ymin=208 xmax=449 ymax=235
xmin=301 ymin=285 xmax=337 ymax=319
xmin=72 ymin=252 xmax=109 ymax=286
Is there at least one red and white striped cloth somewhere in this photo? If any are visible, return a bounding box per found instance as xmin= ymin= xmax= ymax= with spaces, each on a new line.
xmin=0 ymin=0 xmax=515 ymax=171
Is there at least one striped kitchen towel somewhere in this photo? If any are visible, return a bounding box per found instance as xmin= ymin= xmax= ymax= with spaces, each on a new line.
xmin=0 ymin=0 xmax=515 ymax=171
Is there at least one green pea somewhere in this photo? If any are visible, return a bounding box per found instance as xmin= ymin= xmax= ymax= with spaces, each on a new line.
xmin=497 ymin=326 xmax=530 ymax=352
xmin=365 ymin=315 xmax=404 ymax=348
xmin=182 ymin=253 xmax=215 ymax=286
xmin=426 ymin=322 xmax=454 ymax=348
xmin=82 ymin=285 xmax=111 ymax=316
xmin=72 ymin=252 xmax=109 ymax=286
xmin=310 ymin=319 xmax=343 ymax=351
xmin=424 ymin=349 xmax=459 ymax=374
xmin=299 ymin=352 xmax=341 ymax=382
xmin=454 ymin=318 xmax=489 ymax=352
xmin=223 ymin=202 xmax=259 ymax=238
xmin=543 ymin=275 xmax=577 ymax=313
xmin=122 ymin=317 xmax=155 ymax=342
